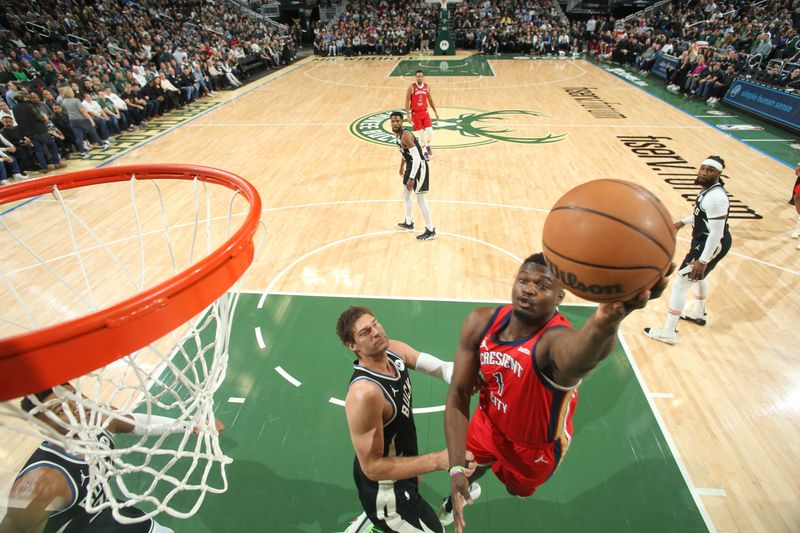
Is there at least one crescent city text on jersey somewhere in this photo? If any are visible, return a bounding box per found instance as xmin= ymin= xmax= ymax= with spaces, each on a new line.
xmin=480 ymin=351 xmax=524 ymax=377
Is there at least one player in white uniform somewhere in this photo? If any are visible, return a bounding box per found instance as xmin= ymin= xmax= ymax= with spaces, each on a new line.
xmin=644 ymin=155 xmax=732 ymax=345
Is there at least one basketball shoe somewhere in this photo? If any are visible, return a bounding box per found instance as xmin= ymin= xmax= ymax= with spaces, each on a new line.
xmin=680 ymin=311 xmax=707 ymax=326
xmin=643 ymin=327 xmax=678 ymax=345
xmin=416 ymin=228 xmax=436 ymax=241
xmin=791 ymin=229 xmax=800 ymax=238
xmin=397 ymin=221 xmax=414 ymax=231
xmin=438 ymin=483 xmax=482 ymax=527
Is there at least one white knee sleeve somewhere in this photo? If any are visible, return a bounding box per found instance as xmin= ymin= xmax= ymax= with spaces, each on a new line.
xmin=668 ymin=272 xmax=692 ymax=314
xmin=403 ymin=188 xmax=413 ymax=222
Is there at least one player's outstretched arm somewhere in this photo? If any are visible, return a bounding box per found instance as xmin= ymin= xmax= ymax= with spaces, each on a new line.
xmin=389 ymin=340 xmax=453 ymax=383
xmin=541 ymin=266 xmax=673 ymax=387
xmin=0 ymin=467 xmax=72 ymax=533
xmin=445 ymin=307 xmax=492 ymax=532
xmin=346 ymin=381 xmax=448 ymax=481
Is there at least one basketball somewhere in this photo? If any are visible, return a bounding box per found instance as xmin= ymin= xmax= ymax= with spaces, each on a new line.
xmin=542 ymin=179 xmax=675 ymax=303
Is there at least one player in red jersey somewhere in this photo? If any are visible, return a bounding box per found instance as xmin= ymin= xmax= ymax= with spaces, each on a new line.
xmin=442 ymin=253 xmax=672 ymax=532
xmin=405 ymin=70 xmax=439 ymax=160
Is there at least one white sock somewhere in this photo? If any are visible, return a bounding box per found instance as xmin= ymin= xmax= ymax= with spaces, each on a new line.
xmin=663 ymin=273 xmax=691 ymax=333
xmin=424 ymin=126 xmax=434 ymax=148
xmin=414 ymin=128 xmax=426 ymax=148
xmin=691 ymin=279 xmax=707 ymax=316
xmin=403 ymin=188 xmax=413 ymax=224
xmin=416 ymin=193 xmax=434 ymax=230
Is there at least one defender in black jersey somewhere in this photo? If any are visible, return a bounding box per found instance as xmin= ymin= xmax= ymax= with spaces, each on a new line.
xmin=10 ymin=433 xmax=158 ymax=533
xmin=645 ymin=155 xmax=732 ymax=345
xmin=390 ymin=111 xmax=436 ymax=241
xmin=2 ymin=384 xmax=222 ymax=532
xmin=336 ymin=306 xmax=473 ymax=533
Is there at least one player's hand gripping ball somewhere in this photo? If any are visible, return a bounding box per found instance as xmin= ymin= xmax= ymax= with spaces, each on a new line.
xmin=542 ymin=179 xmax=676 ymax=303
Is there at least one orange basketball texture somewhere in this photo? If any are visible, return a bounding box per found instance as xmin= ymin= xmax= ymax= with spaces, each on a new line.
xmin=542 ymin=179 xmax=675 ymax=303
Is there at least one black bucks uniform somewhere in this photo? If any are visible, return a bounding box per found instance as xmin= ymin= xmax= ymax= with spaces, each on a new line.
xmin=395 ymin=129 xmax=430 ymax=193
xmin=15 ymin=431 xmax=154 ymax=532
xmin=679 ymin=182 xmax=732 ymax=276
xmin=349 ymin=351 xmax=443 ymax=533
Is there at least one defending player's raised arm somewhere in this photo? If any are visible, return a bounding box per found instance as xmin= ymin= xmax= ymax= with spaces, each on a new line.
xmin=0 ymin=467 xmax=72 ymax=532
xmin=345 ymin=381 xmax=447 ymax=481
xmin=539 ymin=266 xmax=673 ymax=387
xmin=389 ymin=340 xmax=453 ymax=383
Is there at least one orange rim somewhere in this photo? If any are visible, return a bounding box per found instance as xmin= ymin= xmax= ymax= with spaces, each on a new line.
xmin=0 ymin=164 xmax=261 ymax=402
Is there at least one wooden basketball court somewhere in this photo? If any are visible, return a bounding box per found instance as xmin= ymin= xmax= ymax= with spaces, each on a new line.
xmin=1 ymin=53 xmax=798 ymax=532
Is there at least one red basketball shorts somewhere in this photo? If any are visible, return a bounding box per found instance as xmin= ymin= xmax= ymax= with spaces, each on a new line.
xmin=411 ymin=112 xmax=432 ymax=131
xmin=466 ymin=407 xmax=560 ymax=497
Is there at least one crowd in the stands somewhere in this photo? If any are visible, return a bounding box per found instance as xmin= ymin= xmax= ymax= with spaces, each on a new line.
xmin=583 ymin=0 xmax=800 ymax=101
xmin=0 ymin=0 xmax=297 ymax=183
xmin=3 ymin=0 xmax=798 ymax=185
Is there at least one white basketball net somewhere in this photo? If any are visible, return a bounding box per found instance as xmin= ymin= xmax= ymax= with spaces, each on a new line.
xmin=0 ymin=173 xmax=263 ymax=523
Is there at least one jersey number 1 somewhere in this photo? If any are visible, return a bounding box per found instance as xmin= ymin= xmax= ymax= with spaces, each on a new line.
xmin=492 ymin=372 xmax=505 ymax=396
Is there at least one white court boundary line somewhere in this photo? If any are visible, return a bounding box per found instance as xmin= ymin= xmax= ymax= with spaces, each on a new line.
xmin=274 ymin=366 xmax=301 ymax=387
xmin=617 ymin=333 xmax=717 ymax=532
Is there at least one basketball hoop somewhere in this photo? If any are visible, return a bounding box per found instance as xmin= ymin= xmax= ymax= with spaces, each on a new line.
xmin=0 ymin=164 xmax=263 ymax=523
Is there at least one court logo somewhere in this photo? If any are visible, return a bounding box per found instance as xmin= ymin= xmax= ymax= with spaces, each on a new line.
xmin=350 ymin=107 xmax=567 ymax=148
xmin=717 ymin=124 xmax=763 ymax=131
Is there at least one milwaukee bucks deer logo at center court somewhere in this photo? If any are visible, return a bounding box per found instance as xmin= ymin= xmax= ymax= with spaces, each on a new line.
xmin=350 ymin=107 xmax=568 ymax=149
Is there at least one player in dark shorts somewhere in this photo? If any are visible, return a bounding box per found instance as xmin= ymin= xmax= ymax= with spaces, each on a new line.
xmin=390 ymin=111 xmax=436 ymax=241
xmin=336 ymin=306 xmax=477 ymax=533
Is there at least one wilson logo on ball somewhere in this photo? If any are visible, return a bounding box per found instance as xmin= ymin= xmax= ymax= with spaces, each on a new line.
xmin=541 ymin=179 xmax=675 ymax=303
xmin=548 ymin=261 xmax=624 ymax=296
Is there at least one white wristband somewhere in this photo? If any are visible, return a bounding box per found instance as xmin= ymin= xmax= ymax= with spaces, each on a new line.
xmin=681 ymin=215 xmax=693 ymax=226
xmin=415 ymin=352 xmax=454 ymax=384
xmin=129 ymin=413 xmax=189 ymax=436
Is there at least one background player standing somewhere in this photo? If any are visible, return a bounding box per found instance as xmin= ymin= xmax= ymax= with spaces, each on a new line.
xmin=645 ymin=155 xmax=732 ymax=344
xmin=405 ymin=70 xmax=439 ymax=160
xmin=391 ymin=111 xmax=436 ymax=241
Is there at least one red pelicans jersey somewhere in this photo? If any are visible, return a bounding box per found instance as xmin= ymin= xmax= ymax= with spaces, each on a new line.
xmin=478 ymin=305 xmax=577 ymax=447
xmin=409 ymin=83 xmax=429 ymax=113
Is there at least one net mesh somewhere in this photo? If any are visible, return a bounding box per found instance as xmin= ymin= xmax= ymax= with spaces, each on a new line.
xmin=0 ymin=170 xmax=262 ymax=523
